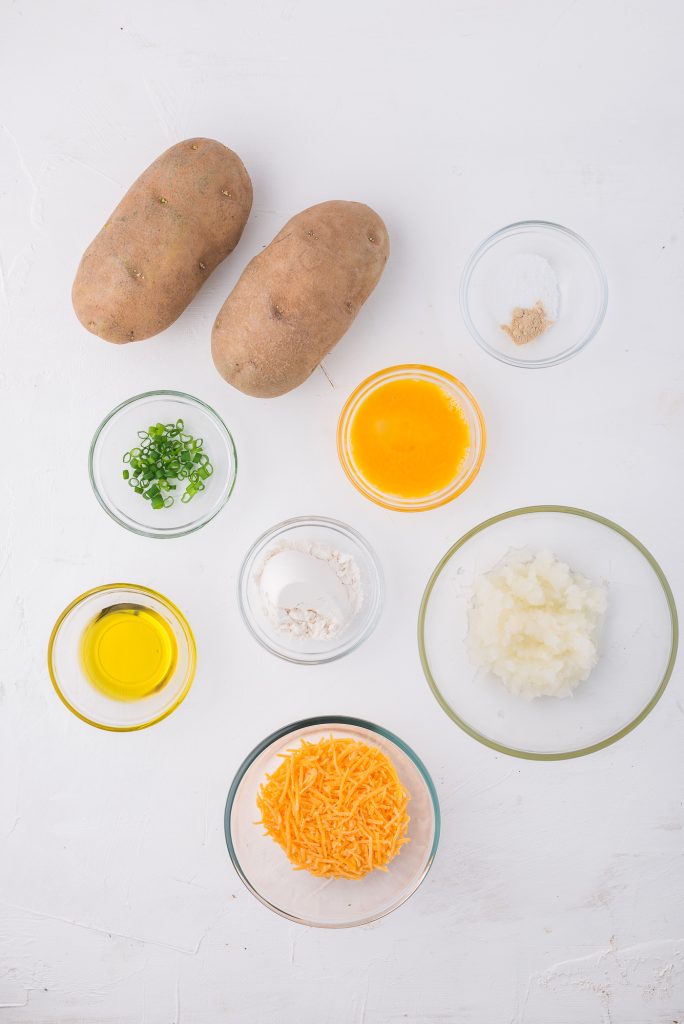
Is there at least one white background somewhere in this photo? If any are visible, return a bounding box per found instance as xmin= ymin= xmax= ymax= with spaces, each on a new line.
xmin=1 ymin=0 xmax=683 ymax=1020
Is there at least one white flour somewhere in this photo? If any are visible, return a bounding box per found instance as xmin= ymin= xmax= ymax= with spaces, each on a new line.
xmin=256 ymin=541 xmax=363 ymax=641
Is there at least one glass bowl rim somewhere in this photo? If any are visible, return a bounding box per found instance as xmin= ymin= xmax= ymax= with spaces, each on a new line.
xmin=237 ymin=514 xmax=385 ymax=665
xmin=47 ymin=582 xmax=197 ymax=732
xmin=224 ymin=714 xmax=441 ymax=928
xmin=89 ymin=388 xmax=238 ymax=539
xmin=459 ymin=219 xmax=609 ymax=369
xmin=336 ymin=363 xmax=487 ymax=512
xmin=418 ymin=504 xmax=679 ymax=760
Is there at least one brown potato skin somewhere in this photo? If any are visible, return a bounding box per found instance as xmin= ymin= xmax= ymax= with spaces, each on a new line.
xmin=211 ymin=201 xmax=389 ymax=397
xmin=72 ymin=138 xmax=252 ymax=343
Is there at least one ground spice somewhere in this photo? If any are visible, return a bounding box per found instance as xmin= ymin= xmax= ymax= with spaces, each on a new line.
xmin=501 ymin=302 xmax=553 ymax=346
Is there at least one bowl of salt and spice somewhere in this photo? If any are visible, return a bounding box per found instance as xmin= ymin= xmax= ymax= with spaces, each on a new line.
xmin=460 ymin=220 xmax=608 ymax=368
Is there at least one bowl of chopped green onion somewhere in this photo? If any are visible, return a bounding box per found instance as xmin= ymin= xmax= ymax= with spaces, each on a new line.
xmin=89 ymin=390 xmax=237 ymax=538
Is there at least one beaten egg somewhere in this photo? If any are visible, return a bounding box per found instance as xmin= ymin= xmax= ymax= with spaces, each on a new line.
xmin=348 ymin=377 xmax=471 ymax=500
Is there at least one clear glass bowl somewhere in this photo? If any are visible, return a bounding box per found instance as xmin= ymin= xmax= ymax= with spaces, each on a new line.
xmin=419 ymin=507 xmax=678 ymax=760
xmin=238 ymin=516 xmax=383 ymax=664
xmin=337 ymin=364 xmax=486 ymax=512
xmin=224 ymin=716 xmax=440 ymax=927
xmin=90 ymin=390 xmax=237 ymax=539
xmin=460 ymin=221 xmax=608 ymax=368
xmin=48 ymin=583 xmax=196 ymax=731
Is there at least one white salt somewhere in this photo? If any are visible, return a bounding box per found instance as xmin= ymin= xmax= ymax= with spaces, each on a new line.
xmin=495 ymin=253 xmax=560 ymax=323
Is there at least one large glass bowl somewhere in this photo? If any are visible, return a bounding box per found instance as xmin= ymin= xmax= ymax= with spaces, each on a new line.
xmin=225 ymin=717 xmax=440 ymax=927
xmin=90 ymin=390 xmax=237 ymax=539
xmin=460 ymin=221 xmax=608 ymax=368
xmin=337 ymin=364 xmax=486 ymax=512
xmin=238 ymin=516 xmax=383 ymax=664
xmin=418 ymin=507 xmax=677 ymax=760
xmin=48 ymin=583 xmax=196 ymax=731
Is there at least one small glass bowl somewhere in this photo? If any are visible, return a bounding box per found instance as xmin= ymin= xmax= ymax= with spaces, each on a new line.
xmin=225 ymin=716 xmax=440 ymax=927
xmin=238 ymin=516 xmax=383 ymax=664
xmin=89 ymin=390 xmax=237 ymax=539
xmin=418 ymin=507 xmax=678 ymax=760
xmin=460 ymin=221 xmax=608 ymax=368
xmin=337 ymin=364 xmax=486 ymax=512
xmin=48 ymin=583 xmax=196 ymax=731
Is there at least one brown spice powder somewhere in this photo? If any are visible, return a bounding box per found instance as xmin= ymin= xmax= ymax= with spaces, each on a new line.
xmin=501 ymin=302 xmax=552 ymax=346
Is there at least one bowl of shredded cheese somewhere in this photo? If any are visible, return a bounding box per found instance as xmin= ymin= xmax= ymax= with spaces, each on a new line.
xmin=418 ymin=507 xmax=678 ymax=760
xmin=224 ymin=717 xmax=440 ymax=927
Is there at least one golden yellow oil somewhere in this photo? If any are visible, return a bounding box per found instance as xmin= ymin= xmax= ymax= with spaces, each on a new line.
xmin=80 ymin=604 xmax=178 ymax=701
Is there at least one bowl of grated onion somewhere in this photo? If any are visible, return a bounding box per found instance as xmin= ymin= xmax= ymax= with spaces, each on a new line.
xmin=418 ymin=506 xmax=678 ymax=760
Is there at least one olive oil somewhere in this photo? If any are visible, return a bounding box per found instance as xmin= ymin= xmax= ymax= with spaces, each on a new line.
xmin=80 ymin=604 xmax=177 ymax=701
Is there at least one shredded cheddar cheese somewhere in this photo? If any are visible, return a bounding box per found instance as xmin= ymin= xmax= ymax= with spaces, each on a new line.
xmin=256 ymin=737 xmax=411 ymax=879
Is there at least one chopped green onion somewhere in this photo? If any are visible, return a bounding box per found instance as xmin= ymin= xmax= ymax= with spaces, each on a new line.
xmin=122 ymin=419 xmax=215 ymax=510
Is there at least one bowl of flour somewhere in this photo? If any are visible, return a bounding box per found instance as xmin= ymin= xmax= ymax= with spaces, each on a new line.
xmin=238 ymin=516 xmax=384 ymax=664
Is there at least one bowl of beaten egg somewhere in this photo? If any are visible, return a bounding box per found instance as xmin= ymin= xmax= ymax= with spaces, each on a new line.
xmin=48 ymin=583 xmax=196 ymax=730
xmin=419 ymin=507 xmax=678 ymax=759
xmin=337 ymin=364 xmax=486 ymax=512
xmin=225 ymin=717 xmax=440 ymax=927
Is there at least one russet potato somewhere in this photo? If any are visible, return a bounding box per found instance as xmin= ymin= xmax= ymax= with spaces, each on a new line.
xmin=72 ymin=138 xmax=252 ymax=344
xmin=211 ymin=200 xmax=389 ymax=397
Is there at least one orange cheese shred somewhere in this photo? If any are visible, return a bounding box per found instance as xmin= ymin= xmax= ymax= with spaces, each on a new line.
xmin=256 ymin=737 xmax=411 ymax=880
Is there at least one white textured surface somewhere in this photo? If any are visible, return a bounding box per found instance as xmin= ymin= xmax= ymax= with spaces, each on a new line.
xmin=1 ymin=1 xmax=682 ymax=1021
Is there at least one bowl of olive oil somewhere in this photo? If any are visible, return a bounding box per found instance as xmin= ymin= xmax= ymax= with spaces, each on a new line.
xmin=48 ymin=584 xmax=196 ymax=730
